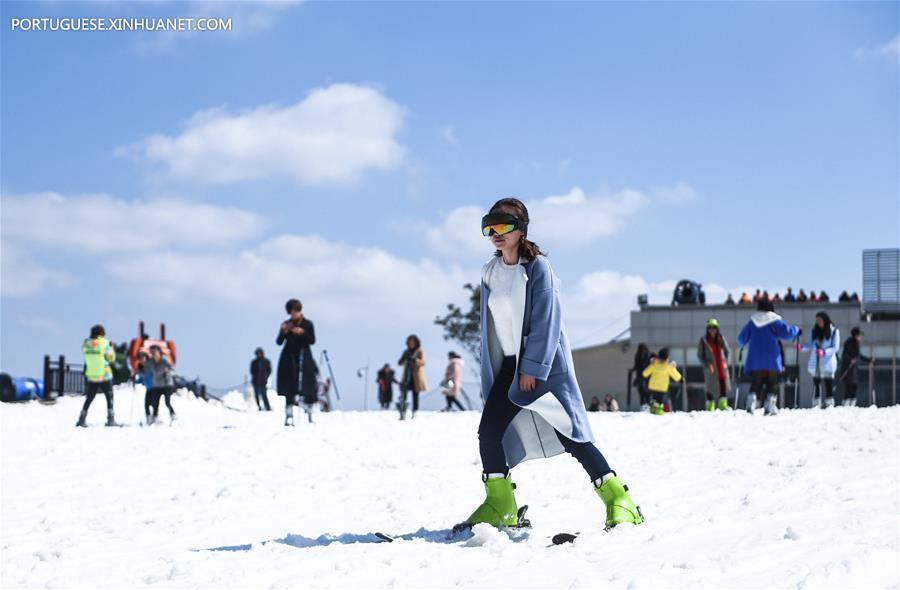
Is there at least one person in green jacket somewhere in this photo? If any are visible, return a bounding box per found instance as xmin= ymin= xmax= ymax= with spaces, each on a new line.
xmin=77 ymin=324 xmax=118 ymax=427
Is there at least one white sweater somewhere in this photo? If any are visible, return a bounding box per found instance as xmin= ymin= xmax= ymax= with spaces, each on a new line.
xmin=487 ymin=258 xmax=522 ymax=357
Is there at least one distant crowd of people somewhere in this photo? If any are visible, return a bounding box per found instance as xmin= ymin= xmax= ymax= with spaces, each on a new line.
xmin=623 ymin=299 xmax=875 ymax=416
xmin=723 ymin=288 xmax=860 ymax=306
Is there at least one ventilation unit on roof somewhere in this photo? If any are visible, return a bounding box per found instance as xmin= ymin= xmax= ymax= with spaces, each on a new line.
xmin=862 ymin=248 xmax=900 ymax=315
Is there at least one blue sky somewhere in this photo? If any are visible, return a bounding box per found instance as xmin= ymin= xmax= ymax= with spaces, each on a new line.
xmin=1 ymin=1 xmax=898 ymax=409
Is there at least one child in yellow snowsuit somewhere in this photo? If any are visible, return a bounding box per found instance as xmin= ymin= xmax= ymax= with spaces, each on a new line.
xmin=641 ymin=348 xmax=682 ymax=415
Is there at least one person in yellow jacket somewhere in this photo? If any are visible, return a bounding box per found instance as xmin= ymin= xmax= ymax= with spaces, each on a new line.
xmin=77 ymin=324 xmax=118 ymax=427
xmin=641 ymin=348 xmax=682 ymax=415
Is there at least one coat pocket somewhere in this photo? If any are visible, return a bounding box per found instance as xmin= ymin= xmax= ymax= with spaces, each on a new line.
xmin=548 ymin=345 xmax=568 ymax=376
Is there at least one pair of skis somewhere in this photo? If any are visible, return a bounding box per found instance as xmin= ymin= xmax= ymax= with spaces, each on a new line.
xmin=374 ymin=506 xmax=585 ymax=545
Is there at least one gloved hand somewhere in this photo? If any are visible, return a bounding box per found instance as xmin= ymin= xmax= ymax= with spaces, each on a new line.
xmin=815 ymin=348 xmax=825 ymax=358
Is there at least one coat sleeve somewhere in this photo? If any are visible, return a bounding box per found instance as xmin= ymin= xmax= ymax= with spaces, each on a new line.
xmin=722 ymin=336 xmax=731 ymax=360
xmin=775 ymin=321 xmax=800 ymax=342
xmin=697 ymin=339 xmax=707 ymax=364
xmin=642 ymin=365 xmax=653 ymax=378
xmin=669 ymin=363 xmax=682 ymax=382
xmin=823 ymin=328 xmax=840 ymax=356
xmin=414 ymin=350 xmax=425 ymax=368
xmin=519 ymin=260 xmax=562 ymax=381
xmin=276 ymin=326 xmax=286 ymax=346
xmin=737 ymin=322 xmax=751 ymax=348
xmin=265 ymin=359 xmax=272 ymax=378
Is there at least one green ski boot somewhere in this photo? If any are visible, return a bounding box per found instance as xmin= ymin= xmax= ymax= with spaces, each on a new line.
xmin=716 ymin=397 xmax=732 ymax=411
xmin=594 ymin=474 xmax=644 ymax=528
xmin=650 ymin=401 xmax=665 ymax=415
xmin=465 ymin=474 xmax=520 ymax=527
xmin=705 ymin=399 xmax=715 ymax=411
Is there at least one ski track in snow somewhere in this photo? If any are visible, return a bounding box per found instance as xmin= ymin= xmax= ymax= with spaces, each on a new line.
xmin=2 ymin=386 xmax=898 ymax=589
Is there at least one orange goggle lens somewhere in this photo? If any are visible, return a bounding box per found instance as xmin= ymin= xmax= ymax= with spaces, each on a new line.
xmin=482 ymin=223 xmax=516 ymax=237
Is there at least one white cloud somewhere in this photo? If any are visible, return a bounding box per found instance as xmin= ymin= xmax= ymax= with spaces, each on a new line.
xmin=0 ymin=245 xmax=72 ymax=298
xmin=425 ymin=184 xmax=695 ymax=258
xmin=117 ymin=84 xmax=407 ymax=187
xmin=107 ymin=233 xmax=471 ymax=322
xmin=854 ymin=36 xmax=900 ymax=60
xmin=1 ymin=191 xmax=264 ymax=254
xmin=438 ymin=126 xmax=460 ymax=147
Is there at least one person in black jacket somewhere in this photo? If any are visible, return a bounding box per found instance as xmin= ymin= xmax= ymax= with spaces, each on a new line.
xmin=376 ymin=363 xmax=398 ymax=410
xmin=276 ymin=298 xmax=317 ymax=426
xmin=250 ymin=347 xmax=272 ymax=411
xmin=839 ymin=327 xmax=872 ymax=407
xmin=632 ymin=343 xmax=653 ymax=411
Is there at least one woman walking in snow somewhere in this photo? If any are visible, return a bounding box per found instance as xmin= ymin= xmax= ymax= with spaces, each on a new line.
xmin=397 ymin=335 xmax=427 ymax=420
xmin=276 ymin=298 xmax=317 ymax=426
xmin=736 ymin=299 xmax=801 ymax=415
xmin=461 ymin=197 xmax=642 ymax=531
xmin=802 ymin=311 xmax=841 ymax=408
xmin=441 ymin=351 xmax=467 ymax=411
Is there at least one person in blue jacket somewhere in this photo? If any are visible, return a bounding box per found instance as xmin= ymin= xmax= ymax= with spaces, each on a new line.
xmin=461 ymin=197 xmax=642 ymax=531
xmin=737 ymin=299 xmax=801 ymax=415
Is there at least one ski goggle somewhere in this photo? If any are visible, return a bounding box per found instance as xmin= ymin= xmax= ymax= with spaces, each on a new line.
xmin=481 ymin=213 xmax=525 ymax=237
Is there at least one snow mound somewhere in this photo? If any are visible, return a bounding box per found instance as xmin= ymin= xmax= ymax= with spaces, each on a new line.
xmin=2 ymin=391 xmax=898 ymax=589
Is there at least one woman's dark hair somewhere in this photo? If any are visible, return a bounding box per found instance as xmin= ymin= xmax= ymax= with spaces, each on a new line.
xmin=756 ymin=298 xmax=775 ymax=312
xmin=448 ymin=351 xmax=461 ymax=359
xmin=657 ymin=347 xmax=670 ymax=361
xmin=285 ymin=298 xmax=302 ymax=314
xmin=89 ymin=324 xmax=105 ymax=338
xmin=489 ymin=197 xmax=544 ymax=262
xmin=406 ymin=334 xmax=421 ymax=349
xmin=812 ymin=311 xmax=833 ymax=341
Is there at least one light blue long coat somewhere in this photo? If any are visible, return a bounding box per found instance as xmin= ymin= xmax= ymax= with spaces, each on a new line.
xmin=480 ymin=255 xmax=595 ymax=468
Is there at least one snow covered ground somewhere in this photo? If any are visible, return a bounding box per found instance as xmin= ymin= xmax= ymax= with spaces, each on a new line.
xmin=2 ymin=386 xmax=898 ymax=589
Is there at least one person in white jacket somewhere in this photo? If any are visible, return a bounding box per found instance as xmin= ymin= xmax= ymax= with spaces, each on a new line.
xmin=801 ymin=311 xmax=841 ymax=408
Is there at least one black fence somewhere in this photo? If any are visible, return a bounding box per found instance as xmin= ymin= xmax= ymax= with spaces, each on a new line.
xmin=43 ymin=355 xmax=85 ymax=400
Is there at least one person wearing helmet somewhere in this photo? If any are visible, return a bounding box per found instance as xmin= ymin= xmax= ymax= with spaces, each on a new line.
xmin=697 ymin=318 xmax=732 ymax=411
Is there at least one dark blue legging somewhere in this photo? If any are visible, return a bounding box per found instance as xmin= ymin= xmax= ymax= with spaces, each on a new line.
xmin=478 ymin=356 xmax=611 ymax=482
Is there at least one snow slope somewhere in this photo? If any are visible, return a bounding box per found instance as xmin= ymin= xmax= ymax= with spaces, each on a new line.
xmin=2 ymin=387 xmax=898 ymax=589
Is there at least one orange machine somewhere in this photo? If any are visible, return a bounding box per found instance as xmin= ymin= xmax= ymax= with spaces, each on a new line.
xmin=128 ymin=321 xmax=177 ymax=371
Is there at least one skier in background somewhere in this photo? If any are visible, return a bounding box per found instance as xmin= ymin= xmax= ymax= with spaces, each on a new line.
xmin=839 ymin=327 xmax=872 ymax=407
xmin=631 ymin=343 xmax=653 ymax=412
xmin=802 ymin=311 xmax=841 ymax=408
xmin=276 ymin=298 xmax=317 ymax=426
xmin=76 ymin=324 xmax=118 ymax=427
xmin=144 ymin=344 xmax=176 ymax=425
xmin=250 ymin=347 xmax=272 ymax=411
xmin=376 ymin=363 xmax=398 ymax=410
xmin=697 ymin=318 xmax=731 ymax=411
xmin=642 ymin=348 xmax=682 ymax=415
xmin=397 ymin=335 xmax=426 ymax=420
xmin=737 ymin=299 xmax=801 ymax=415
xmin=462 ymin=197 xmax=642 ymax=532
xmin=441 ymin=351 xmax=466 ymax=411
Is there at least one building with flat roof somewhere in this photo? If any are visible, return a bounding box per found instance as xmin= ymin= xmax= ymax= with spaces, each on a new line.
xmin=573 ymin=249 xmax=900 ymax=411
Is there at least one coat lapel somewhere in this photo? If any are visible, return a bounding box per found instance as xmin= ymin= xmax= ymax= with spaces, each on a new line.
xmin=511 ymin=260 xmax=528 ymax=365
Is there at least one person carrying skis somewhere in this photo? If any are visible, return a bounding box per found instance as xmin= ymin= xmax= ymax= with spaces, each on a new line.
xmin=697 ymin=318 xmax=731 ymax=411
xmin=642 ymin=348 xmax=682 ymax=415
xmin=250 ymin=347 xmax=272 ymax=411
xmin=397 ymin=335 xmax=426 ymax=420
xmin=736 ymin=299 xmax=801 ymax=415
xmin=801 ymin=311 xmax=841 ymax=408
xmin=276 ymin=298 xmax=317 ymax=426
xmin=76 ymin=324 xmax=118 ymax=427
xmin=461 ymin=197 xmax=642 ymax=532
xmin=839 ymin=327 xmax=872 ymax=407
xmin=441 ymin=351 xmax=466 ymax=412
